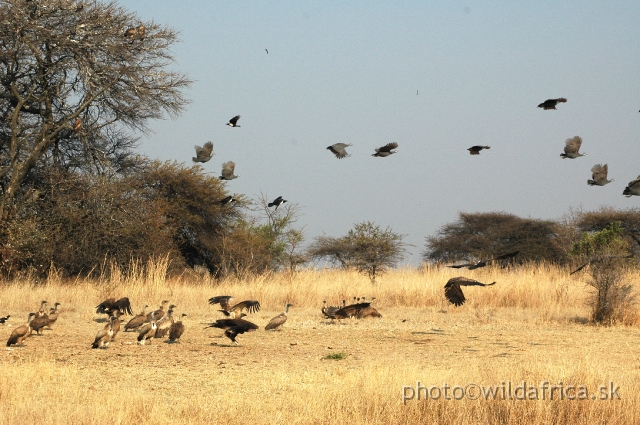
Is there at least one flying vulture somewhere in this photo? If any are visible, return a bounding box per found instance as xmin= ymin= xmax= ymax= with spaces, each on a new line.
xmin=446 ymin=251 xmax=520 ymax=270
xmin=588 ymin=164 xmax=613 ymax=186
xmin=623 ymin=176 xmax=640 ymax=197
xmin=326 ymin=143 xmax=352 ymax=159
xmin=467 ymin=146 xmax=490 ymax=155
xmin=193 ymin=142 xmax=214 ymax=163
xmin=219 ymin=161 xmax=239 ymax=180
xmin=444 ymin=277 xmax=496 ymax=306
xmin=560 ymin=136 xmax=585 ymax=159
xmin=538 ymin=98 xmax=567 ymax=110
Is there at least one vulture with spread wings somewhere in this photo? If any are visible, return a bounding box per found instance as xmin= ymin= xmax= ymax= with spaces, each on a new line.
xmin=588 ymin=164 xmax=613 ymax=186
xmin=444 ymin=277 xmax=496 ymax=306
xmin=538 ymin=98 xmax=567 ymax=110
xmin=446 ymin=251 xmax=520 ymax=270
xmin=193 ymin=142 xmax=214 ymax=163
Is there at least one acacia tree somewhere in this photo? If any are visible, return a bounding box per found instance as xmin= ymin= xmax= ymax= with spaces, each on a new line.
xmin=308 ymin=221 xmax=409 ymax=283
xmin=0 ymin=0 xmax=190 ymax=219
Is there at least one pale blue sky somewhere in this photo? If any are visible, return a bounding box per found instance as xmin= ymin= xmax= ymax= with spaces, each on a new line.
xmin=119 ymin=1 xmax=640 ymax=264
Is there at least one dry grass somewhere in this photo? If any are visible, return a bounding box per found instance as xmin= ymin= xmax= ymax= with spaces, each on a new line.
xmin=1 ymin=264 xmax=640 ymax=424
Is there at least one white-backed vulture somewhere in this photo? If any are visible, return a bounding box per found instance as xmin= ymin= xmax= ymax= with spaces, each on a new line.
xmin=169 ymin=313 xmax=187 ymax=343
xmin=96 ymin=297 xmax=133 ymax=316
xmin=137 ymin=313 xmax=158 ymax=345
xmin=154 ymin=307 xmax=176 ymax=338
xmin=7 ymin=313 xmax=36 ymax=346
xmin=92 ymin=316 xmax=117 ymax=349
xmin=208 ymin=296 xmax=234 ymax=311
xmin=265 ymin=304 xmax=293 ymax=331
xmin=207 ymin=316 xmax=258 ymax=345
xmin=444 ymin=277 xmax=496 ymax=306
xmin=218 ymin=300 xmax=261 ymax=318
xmin=124 ymin=305 xmax=148 ymax=331
xmin=147 ymin=300 xmax=169 ymax=322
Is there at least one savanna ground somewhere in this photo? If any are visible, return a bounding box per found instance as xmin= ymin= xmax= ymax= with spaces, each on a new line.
xmin=1 ymin=263 xmax=640 ymax=425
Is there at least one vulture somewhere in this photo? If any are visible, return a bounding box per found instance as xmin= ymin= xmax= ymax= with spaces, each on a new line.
xmin=36 ymin=300 xmax=48 ymax=318
xmin=193 ymin=142 xmax=214 ymax=163
xmin=330 ymin=299 xmax=374 ymax=319
xmin=147 ymin=300 xmax=169 ymax=322
xmin=219 ymin=161 xmax=239 ymax=180
xmin=0 ymin=315 xmax=9 ymax=324
xmin=467 ymin=145 xmax=490 ymax=155
xmin=265 ymin=303 xmax=293 ymax=330
xmin=570 ymin=254 xmax=634 ymax=275
xmin=6 ymin=313 xmax=36 ymax=347
xmin=45 ymin=302 xmax=61 ymax=328
xmin=95 ymin=297 xmax=133 ymax=317
xmin=327 ymin=143 xmax=352 ymax=159
xmin=560 ymin=136 xmax=585 ymax=159
xmin=73 ymin=118 xmax=82 ymax=132
xmin=357 ymin=305 xmax=382 ymax=319
xmin=623 ymin=176 xmax=640 ymax=197
xmin=226 ymin=115 xmax=241 ymax=127
xmin=321 ymin=301 xmax=341 ymax=318
xmin=154 ymin=306 xmax=176 ymax=338
xmin=109 ymin=311 xmax=123 ymax=341
xmin=169 ymin=313 xmax=187 ymax=343
xmin=137 ymin=313 xmax=158 ymax=345
xmin=444 ymin=277 xmax=496 ymax=306
xmin=31 ymin=302 xmax=61 ymax=334
xmin=218 ymin=300 xmax=261 ymax=318
xmin=538 ymin=98 xmax=567 ymax=110
xmin=268 ymin=196 xmax=287 ymax=210
xmin=92 ymin=316 xmax=117 ymax=349
xmin=372 ymin=142 xmax=398 ymax=157
xmin=208 ymin=296 xmax=234 ymax=311
xmin=124 ymin=305 xmax=148 ymax=331
xmin=218 ymin=196 xmax=236 ymax=205
xmin=588 ymin=164 xmax=613 ymax=186
xmin=446 ymin=251 xmax=519 ymax=270
xmin=265 ymin=48 xmax=268 ymax=54
xmin=207 ymin=317 xmax=259 ymax=345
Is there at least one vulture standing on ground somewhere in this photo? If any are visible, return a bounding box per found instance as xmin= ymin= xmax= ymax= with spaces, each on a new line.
xmin=217 ymin=300 xmax=261 ymax=318
xmin=444 ymin=277 xmax=496 ymax=306
xmin=467 ymin=145 xmax=490 ymax=155
xmin=446 ymin=251 xmax=520 ymax=270
xmin=147 ymin=300 xmax=169 ymax=322
xmin=36 ymin=300 xmax=48 ymax=317
xmin=192 ymin=142 xmax=214 ymax=163
xmin=138 ymin=313 xmax=158 ymax=345
xmin=588 ymin=164 xmax=613 ymax=186
xmin=372 ymin=142 xmax=398 ymax=157
xmin=268 ymin=196 xmax=287 ymax=210
xmin=7 ymin=313 xmax=36 ymax=347
xmin=219 ymin=161 xmax=239 ymax=180
xmin=92 ymin=316 xmax=117 ymax=349
xmin=169 ymin=313 xmax=187 ymax=343
xmin=265 ymin=303 xmax=293 ymax=330
xmin=154 ymin=307 xmax=176 ymax=338
xmin=623 ymin=176 xmax=640 ymax=197
xmin=207 ymin=316 xmax=259 ymax=345
xmin=538 ymin=98 xmax=567 ymax=110
xmin=560 ymin=136 xmax=585 ymax=159
xmin=96 ymin=297 xmax=133 ymax=317
xmin=226 ymin=115 xmax=241 ymax=127
xmin=326 ymin=143 xmax=352 ymax=159
xmin=124 ymin=305 xmax=148 ymax=331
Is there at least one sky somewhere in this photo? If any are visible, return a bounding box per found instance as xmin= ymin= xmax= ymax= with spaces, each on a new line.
xmin=118 ymin=1 xmax=640 ymax=265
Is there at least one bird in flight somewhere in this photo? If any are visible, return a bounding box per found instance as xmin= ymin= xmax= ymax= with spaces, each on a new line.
xmin=192 ymin=141 xmax=214 ymax=163
xmin=265 ymin=48 xmax=268 ymax=54
xmin=538 ymin=98 xmax=567 ymax=110
xmin=327 ymin=143 xmax=352 ymax=159
xmin=623 ymin=175 xmax=640 ymax=197
xmin=219 ymin=161 xmax=238 ymax=180
xmin=268 ymin=196 xmax=287 ymax=210
xmin=372 ymin=143 xmax=399 ymax=157
xmin=467 ymin=145 xmax=490 ymax=155
xmin=560 ymin=136 xmax=585 ymax=159
xmin=217 ymin=196 xmax=236 ymax=205
xmin=226 ymin=115 xmax=241 ymax=127
xmin=588 ymin=164 xmax=613 ymax=186
xmin=446 ymin=251 xmax=520 ymax=270
xmin=444 ymin=277 xmax=496 ymax=306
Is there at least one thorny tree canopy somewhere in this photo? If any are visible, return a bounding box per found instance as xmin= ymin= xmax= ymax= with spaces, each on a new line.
xmin=0 ymin=0 xmax=191 ymax=219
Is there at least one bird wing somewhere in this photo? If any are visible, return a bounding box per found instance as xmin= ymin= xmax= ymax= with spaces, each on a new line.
xmin=95 ymin=298 xmax=115 ymax=314
xmin=115 ymin=297 xmax=133 ymax=315
xmin=209 ymin=296 xmax=233 ymax=307
xmin=327 ymin=144 xmax=350 ymax=158
xmin=230 ymin=300 xmax=261 ymax=315
xmin=564 ymin=136 xmax=582 ymax=154
xmin=446 ymin=276 xmax=495 ymax=287
xmin=229 ymin=115 xmax=240 ymax=125
xmin=490 ymin=251 xmax=520 ymax=261
xmin=221 ymin=161 xmax=235 ymax=177
xmin=629 ymin=176 xmax=640 ymax=189
xmin=591 ymin=164 xmax=607 ymax=181
xmin=444 ymin=283 xmax=466 ymax=306
xmin=377 ymin=142 xmax=398 ymax=153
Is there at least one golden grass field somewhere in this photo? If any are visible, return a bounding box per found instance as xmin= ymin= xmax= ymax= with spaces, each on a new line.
xmin=1 ymin=262 xmax=640 ymax=425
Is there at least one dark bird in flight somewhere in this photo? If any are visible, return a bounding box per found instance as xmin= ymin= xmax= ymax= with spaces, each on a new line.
xmin=265 ymin=48 xmax=268 ymax=54
xmin=95 ymin=297 xmax=133 ymax=317
xmin=538 ymin=98 xmax=567 ymax=110
xmin=327 ymin=143 xmax=352 ymax=159
xmin=467 ymin=145 xmax=490 ymax=155
xmin=217 ymin=300 xmax=261 ymax=319
xmin=570 ymin=254 xmax=634 ymax=275
xmin=588 ymin=164 xmax=613 ymax=186
xmin=0 ymin=315 xmax=9 ymax=324
xmin=446 ymin=251 xmax=520 ymax=270
xmin=207 ymin=317 xmax=259 ymax=345
xmin=208 ymin=296 xmax=234 ymax=311
xmin=560 ymin=136 xmax=585 ymax=159
xmin=219 ymin=161 xmax=239 ymax=180
xmin=444 ymin=277 xmax=496 ymax=306
xmin=226 ymin=115 xmax=241 ymax=127
xmin=623 ymin=176 xmax=640 ymax=197
xmin=193 ymin=142 xmax=214 ymax=163
xmin=217 ymin=196 xmax=236 ymax=205
xmin=268 ymin=196 xmax=287 ymax=210
xmin=372 ymin=142 xmax=398 ymax=157
xmin=265 ymin=303 xmax=293 ymax=330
